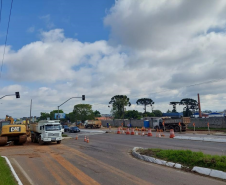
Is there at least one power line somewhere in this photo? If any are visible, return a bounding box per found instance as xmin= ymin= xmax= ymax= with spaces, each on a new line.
xmin=0 ymin=0 xmax=14 ymax=78
xmin=128 ymin=77 xmax=226 ymax=99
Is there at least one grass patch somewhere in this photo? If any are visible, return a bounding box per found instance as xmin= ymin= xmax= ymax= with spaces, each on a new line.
xmin=62 ymin=134 xmax=68 ymax=137
xmin=137 ymin=148 xmax=226 ymax=172
xmin=0 ymin=157 xmax=17 ymax=185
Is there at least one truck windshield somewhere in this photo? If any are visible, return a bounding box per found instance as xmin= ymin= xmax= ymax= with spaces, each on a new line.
xmin=45 ymin=125 xmax=61 ymax=131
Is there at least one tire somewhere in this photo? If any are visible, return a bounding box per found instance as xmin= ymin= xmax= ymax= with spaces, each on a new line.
xmin=38 ymin=137 xmax=44 ymax=145
xmin=174 ymin=126 xmax=180 ymax=132
xmin=154 ymin=126 xmax=159 ymax=131
xmin=31 ymin=136 xmax=34 ymax=143
xmin=57 ymin=141 xmax=61 ymax=144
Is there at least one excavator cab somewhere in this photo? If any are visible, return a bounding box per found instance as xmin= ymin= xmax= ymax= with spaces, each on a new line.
xmin=0 ymin=116 xmax=27 ymax=146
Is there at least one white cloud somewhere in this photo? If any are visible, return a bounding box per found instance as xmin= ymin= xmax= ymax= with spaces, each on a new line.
xmin=27 ymin=26 xmax=35 ymax=33
xmin=1 ymin=0 xmax=226 ymax=118
xmin=40 ymin=14 xmax=55 ymax=29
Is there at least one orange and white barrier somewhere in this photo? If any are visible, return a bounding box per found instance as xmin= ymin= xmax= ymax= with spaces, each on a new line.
xmin=131 ymin=128 xmax=135 ymax=135
xmin=169 ymin=129 xmax=175 ymax=138
xmin=117 ymin=127 xmax=120 ymax=134
xmin=126 ymin=128 xmax=130 ymax=135
xmin=147 ymin=128 xmax=152 ymax=137
xmin=84 ymin=136 xmax=87 ymax=142
xmin=142 ymin=131 xmax=145 ymax=136
xmin=156 ymin=129 xmax=158 ymax=137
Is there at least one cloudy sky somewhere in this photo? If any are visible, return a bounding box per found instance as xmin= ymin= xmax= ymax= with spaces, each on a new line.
xmin=0 ymin=0 xmax=226 ymax=118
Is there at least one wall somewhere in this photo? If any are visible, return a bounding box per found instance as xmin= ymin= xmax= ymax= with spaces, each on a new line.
xmin=102 ymin=117 xmax=226 ymax=128
xmin=101 ymin=119 xmax=144 ymax=128
xmin=189 ymin=117 xmax=226 ymax=128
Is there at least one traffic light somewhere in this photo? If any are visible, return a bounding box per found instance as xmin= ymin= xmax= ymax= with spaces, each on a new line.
xmin=15 ymin=92 xmax=20 ymax=98
xmin=82 ymin=95 xmax=85 ymax=100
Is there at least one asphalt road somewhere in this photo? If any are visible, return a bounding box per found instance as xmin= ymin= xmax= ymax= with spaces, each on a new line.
xmin=0 ymin=132 xmax=226 ymax=185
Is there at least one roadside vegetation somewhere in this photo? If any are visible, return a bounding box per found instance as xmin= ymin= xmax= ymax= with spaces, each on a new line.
xmin=0 ymin=157 xmax=17 ymax=185
xmin=62 ymin=134 xmax=68 ymax=137
xmin=137 ymin=148 xmax=226 ymax=172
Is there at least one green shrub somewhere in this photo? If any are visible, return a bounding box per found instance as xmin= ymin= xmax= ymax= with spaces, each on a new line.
xmin=138 ymin=149 xmax=226 ymax=172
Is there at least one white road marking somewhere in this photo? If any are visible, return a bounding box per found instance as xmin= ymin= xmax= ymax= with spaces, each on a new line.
xmin=2 ymin=156 xmax=23 ymax=185
xmin=12 ymin=158 xmax=34 ymax=185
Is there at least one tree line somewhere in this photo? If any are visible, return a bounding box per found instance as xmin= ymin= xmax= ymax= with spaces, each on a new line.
xmin=39 ymin=95 xmax=198 ymax=122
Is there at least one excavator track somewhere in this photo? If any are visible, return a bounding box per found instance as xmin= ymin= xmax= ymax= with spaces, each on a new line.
xmin=14 ymin=134 xmax=27 ymax=145
xmin=0 ymin=136 xmax=8 ymax=146
xmin=19 ymin=134 xmax=27 ymax=144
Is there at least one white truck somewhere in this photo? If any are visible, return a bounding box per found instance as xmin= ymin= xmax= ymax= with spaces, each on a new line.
xmin=30 ymin=120 xmax=62 ymax=145
xmin=151 ymin=117 xmax=190 ymax=132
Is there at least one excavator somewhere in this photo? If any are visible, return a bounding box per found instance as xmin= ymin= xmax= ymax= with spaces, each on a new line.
xmin=0 ymin=115 xmax=27 ymax=146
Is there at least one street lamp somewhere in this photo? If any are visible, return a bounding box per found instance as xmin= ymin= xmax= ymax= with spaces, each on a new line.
xmin=57 ymin=95 xmax=85 ymax=119
xmin=0 ymin=92 xmax=20 ymax=99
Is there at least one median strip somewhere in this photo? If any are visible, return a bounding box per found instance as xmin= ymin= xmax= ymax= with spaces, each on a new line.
xmin=0 ymin=156 xmax=22 ymax=185
xmin=132 ymin=147 xmax=226 ymax=180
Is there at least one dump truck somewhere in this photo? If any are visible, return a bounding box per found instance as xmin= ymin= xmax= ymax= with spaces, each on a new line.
xmin=151 ymin=117 xmax=190 ymax=132
xmin=84 ymin=120 xmax=101 ymax=129
xmin=30 ymin=120 xmax=62 ymax=145
xmin=0 ymin=115 xmax=27 ymax=146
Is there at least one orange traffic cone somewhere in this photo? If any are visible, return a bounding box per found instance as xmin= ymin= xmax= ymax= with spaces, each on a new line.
xmin=148 ymin=128 xmax=152 ymax=137
xmin=84 ymin=136 xmax=87 ymax=142
xmin=170 ymin=129 xmax=175 ymax=138
xmin=158 ymin=133 xmax=161 ymax=138
xmin=117 ymin=127 xmax=120 ymax=134
xmin=156 ymin=129 xmax=158 ymax=137
xmin=86 ymin=137 xmax=89 ymax=143
xmin=75 ymin=135 xmax=78 ymax=140
xmin=126 ymin=128 xmax=130 ymax=135
xmin=131 ymin=128 xmax=135 ymax=135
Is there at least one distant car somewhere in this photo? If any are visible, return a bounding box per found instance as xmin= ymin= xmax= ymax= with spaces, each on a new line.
xmin=69 ymin=127 xmax=80 ymax=133
xmin=63 ymin=125 xmax=69 ymax=132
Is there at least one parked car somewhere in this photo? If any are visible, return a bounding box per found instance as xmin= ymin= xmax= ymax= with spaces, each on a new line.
xmin=63 ymin=125 xmax=69 ymax=132
xmin=69 ymin=127 xmax=80 ymax=133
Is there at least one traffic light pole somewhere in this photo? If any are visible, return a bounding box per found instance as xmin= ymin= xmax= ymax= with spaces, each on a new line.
xmin=0 ymin=92 xmax=20 ymax=99
xmin=57 ymin=95 xmax=85 ymax=119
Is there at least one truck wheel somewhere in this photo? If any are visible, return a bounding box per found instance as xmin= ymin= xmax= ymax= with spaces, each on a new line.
xmin=57 ymin=141 xmax=61 ymax=144
xmin=154 ymin=126 xmax=159 ymax=131
xmin=38 ymin=137 xmax=44 ymax=145
xmin=174 ymin=126 xmax=180 ymax=132
xmin=31 ymin=136 xmax=34 ymax=143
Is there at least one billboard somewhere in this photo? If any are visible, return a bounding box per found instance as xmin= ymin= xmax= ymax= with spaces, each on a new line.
xmin=54 ymin=113 xmax=66 ymax=119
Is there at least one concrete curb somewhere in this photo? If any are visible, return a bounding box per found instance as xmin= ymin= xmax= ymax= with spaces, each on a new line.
xmin=62 ymin=137 xmax=72 ymax=140
xmin=132 ymin=147 xmax=226 ymax=180
xmin=174 ymin=136 xmax=226 ymax=143
xmin=2 ymin=156 xmax=23 ymax=185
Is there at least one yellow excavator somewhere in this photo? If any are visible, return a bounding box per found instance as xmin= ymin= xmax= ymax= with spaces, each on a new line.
xmin=0 ymin=115 xmax=27 ymax=146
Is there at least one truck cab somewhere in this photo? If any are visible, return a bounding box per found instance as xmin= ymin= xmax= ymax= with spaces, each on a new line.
xmin=30 ymin=120 xmax=62 ymax=145
xmin=152 ymin=118 xmax=163 ymax=130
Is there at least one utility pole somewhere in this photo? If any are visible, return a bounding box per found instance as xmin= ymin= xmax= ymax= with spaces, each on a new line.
xmin=30 ymin=99 xmax=32 ymax=119
xmin=198 ymin=93 xmax=202 ymax=118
